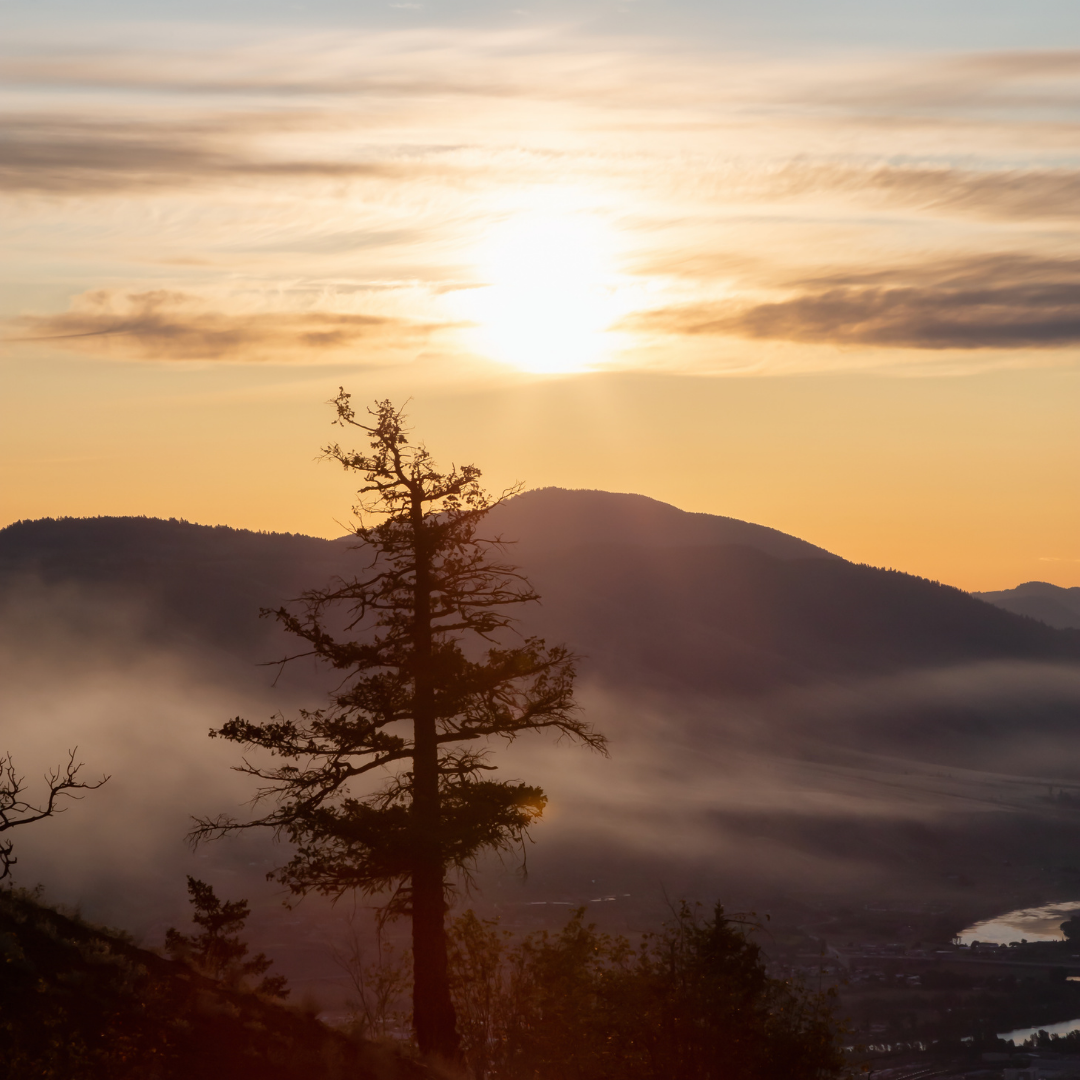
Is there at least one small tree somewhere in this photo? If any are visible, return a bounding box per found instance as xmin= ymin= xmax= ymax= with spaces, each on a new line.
xmin=195 ymin=395 xmax=604 ymax=1063
xmin=165 ymin=876 xmax=289 ymax=997
xmin=1 ymin=749 xmax=107 ymax=882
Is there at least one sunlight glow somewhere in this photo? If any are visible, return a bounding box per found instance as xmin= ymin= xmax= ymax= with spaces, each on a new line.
xmin=462 ymin=213 xmax=626 ymax=374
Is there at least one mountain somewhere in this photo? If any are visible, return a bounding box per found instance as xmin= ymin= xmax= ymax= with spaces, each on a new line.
xmin=976 ymin=581 xmax=1080 ymax=630
xmin=483 ymin=487 xmax=838 ymax=561
xmin=0 ymin=514 xmax=343 ymax=666
xmin=5 ymin=489 xmax=1080 ymax=945
xmin=1 ymin=490 xmax=1075 ymax=694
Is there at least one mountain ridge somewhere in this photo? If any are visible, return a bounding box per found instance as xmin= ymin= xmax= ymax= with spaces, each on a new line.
xmin=1 ymin=489 xmax=1077 ymax=696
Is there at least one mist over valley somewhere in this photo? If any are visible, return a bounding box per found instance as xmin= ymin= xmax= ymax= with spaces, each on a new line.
xmin=5 ymin=488 xmax=1080 ymax=1019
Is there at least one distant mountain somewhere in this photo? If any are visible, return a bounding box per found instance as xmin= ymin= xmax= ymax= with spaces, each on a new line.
xmin=975 ymin=581 xmax=1080 ymax=630
xmin=1 ymin=490 xmax=1077 ymax=695
xmin=0 ymin=514 xmax=345 ymax=663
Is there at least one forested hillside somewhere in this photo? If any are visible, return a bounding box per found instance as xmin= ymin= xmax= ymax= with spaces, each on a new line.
xmin=2 ymin=488 xmax=1075 ymax=695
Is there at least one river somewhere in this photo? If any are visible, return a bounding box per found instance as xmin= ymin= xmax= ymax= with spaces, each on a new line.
xmin=958 ymin=901 xmax=1080 ymax=1043
xmin=958 ymin=901 xmax=1080 ymax=945
xmin=999 ymin=1017 xmax=1080 ymax=1045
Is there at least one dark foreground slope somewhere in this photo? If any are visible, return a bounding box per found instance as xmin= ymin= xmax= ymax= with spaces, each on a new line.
xmin=0 ymin=888 xmax=424 ymax=1080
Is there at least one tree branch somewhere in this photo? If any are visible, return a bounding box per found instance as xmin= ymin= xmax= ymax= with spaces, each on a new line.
xmin=0 ymin=749 xmax=109 ymax=881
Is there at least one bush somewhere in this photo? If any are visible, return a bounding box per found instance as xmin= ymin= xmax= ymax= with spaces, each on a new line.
xmin=447 ymin=902 xmax=848 ymax=1080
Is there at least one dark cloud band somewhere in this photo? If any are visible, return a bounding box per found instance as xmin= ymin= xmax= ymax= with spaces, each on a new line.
xmin=627 ymin=256 xmax=1080 ymax=350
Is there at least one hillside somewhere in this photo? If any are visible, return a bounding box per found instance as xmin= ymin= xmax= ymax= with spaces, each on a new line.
xmin=976 ymin=581 xmax=1080 ymax=630
xmin=1 ymin=490 xmax=1075 ymax=695
xmin=0 ymin=887 xmax=424 ymax=1080
xmin=519 ymin=542 xmax=1080 ymax=695
xmin=0 ymin=515 xmax=343 ymax=662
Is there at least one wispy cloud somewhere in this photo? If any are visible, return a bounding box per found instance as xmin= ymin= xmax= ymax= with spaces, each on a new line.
xmin=8 ymin=31 xmax=1080 ymax=373
xmin=0 ymin=114 xmax=415 ymax=195
xmin=7 ymin=290 xmax=453 ymax=362
xmin=6 ymin=35 xmax=1080 ymax=112
xmin=817 ymin=49 xmax=1080 ymax=111
xmin=12 ymin=108 xmax=1080 ymax=228
xmin=737 ymin=162 xmax=1080 ymax=222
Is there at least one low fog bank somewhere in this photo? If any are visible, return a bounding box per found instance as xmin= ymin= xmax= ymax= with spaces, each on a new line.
xmin=6 ymin=576 xmax=1080 ymax=1006
xmin=491 ymin=669 xmax=1080 ymax=914
xmin=0 ymin=580 xmax=285 ymax=912
xmin=0 ymin=580 xmax=358 ymax=993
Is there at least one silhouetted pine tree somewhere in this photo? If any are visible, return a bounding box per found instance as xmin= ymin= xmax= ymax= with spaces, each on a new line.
xmin=165 ymin=876 xmax=288 ymax=997
xmin=195 ymin=395 xmax=603 ymax=1064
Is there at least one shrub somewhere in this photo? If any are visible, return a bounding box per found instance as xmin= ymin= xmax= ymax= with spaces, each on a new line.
xmin=447 ymin=902 xmax=848 ymax=1080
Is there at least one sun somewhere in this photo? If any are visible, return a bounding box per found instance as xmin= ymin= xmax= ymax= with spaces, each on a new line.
xmin=461 ymin=212 xmax=624 ymax=374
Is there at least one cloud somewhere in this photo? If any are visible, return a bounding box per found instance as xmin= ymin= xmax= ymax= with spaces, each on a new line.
xmin=0 ymin=577 xmax=263 ymax=909
xmin=7 ymin=289 xmax=453 ymax=363
xmin=779 ymin=48 xmax=1080 ymax=114
xmin=0 ymin=114 xmax=412 ymax=195
xmin=13 ymin=106 xmax=1080 ymax=225
xmin=0 ymin=29 xmax=751 ymax=110
xmin=6 ymin=34 xmax=1080 ymax=110
xmin=625 ymin=255 xmax=1080 ymax=350
xmin=757 ymin=162 xmax=1080 ymax=222
xmin=7 ymin=38 xmax=1080 ymax=213
xmin=6 ymin=565 xmax=1080 ymax=940
xmin=10 ymin=32 xmax=1080 ymax=377
xmin=487 ymin=661 xmax=1080 ymax=902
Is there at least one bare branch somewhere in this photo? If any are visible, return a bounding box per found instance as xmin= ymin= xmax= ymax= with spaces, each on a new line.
xmin=0 ymin=749 xmax=109 ymax=881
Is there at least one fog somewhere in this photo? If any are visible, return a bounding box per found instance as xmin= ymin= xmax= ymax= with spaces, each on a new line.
xmin=6 ymin=575 xmax=1080 ymax=1003
xmin=0 ymin=580 xmax=276 ymax=918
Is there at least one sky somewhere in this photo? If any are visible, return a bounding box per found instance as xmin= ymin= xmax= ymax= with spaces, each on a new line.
xmin=2 ymin=0 xmax=1079 ymax=591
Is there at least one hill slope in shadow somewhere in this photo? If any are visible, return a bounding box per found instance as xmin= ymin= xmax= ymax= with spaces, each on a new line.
xmin=0 ymin=887 xmax=424 ymax=1080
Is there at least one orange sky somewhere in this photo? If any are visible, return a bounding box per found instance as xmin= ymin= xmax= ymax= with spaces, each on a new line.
xmin=2 ymin=24 xmax=1079 ymax=591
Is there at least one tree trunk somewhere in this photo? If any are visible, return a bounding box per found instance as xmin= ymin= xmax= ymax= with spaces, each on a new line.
xmin=410 ymin=494 xmax=462 ymax=1064
xmin=412 ymin=855 xmax=460 ymax=1060
xmin=411 ymin=711 xmax=460 ymax=1060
